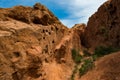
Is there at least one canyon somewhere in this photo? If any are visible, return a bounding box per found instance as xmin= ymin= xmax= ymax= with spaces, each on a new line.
xmin=0 ymin=0 xmax=120 ymax=80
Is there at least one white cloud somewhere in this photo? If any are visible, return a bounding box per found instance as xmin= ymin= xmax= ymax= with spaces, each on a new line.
xmin=1 ymin=0 xmax=107 ymax=27
xmin=54 ymin=0 xmax=107 ymax=27
xmin=60 ymin=19 xmax=81 ymax=28
xmin=60 ymin=17 xmax=86 ymax=28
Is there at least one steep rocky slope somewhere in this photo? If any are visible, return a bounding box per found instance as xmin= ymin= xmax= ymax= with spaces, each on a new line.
xmin=80 ymin=51 xmax=120 ymax=80
xmin=82 ymin=0 xmax=120 ymax=51
xmin=0 ymin=3 xmax=85 ymax=80
xmin=79 ymin=0 xmax=120 ymax=80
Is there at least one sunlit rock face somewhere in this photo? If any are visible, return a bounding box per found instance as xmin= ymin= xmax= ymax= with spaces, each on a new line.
xmin=0 ymin=3 xmax=85 ymax=80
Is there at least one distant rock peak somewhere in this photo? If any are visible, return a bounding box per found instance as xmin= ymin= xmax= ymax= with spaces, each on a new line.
xmin=0 ymin=3 xmax=61 ymax=26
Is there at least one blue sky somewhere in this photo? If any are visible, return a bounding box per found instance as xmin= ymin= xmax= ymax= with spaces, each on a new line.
xmin=0 ymin=0 xmax=107 ymax=27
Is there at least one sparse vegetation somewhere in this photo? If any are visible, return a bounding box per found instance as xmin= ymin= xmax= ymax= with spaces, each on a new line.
xmin=71 ymin=46 xmax=120 ymax=78
xmin=71 ymin=48 xmax=82 ymax=80
xmin=71 ymin=49 xmax=82 ymax=64
xmin=92 ymin=54 xmax=98 ymax=61
xmin=71 ymin=65 xmax=78 ymax=80
xmin=92 ymin=46 xmax=120 ymax=60
xmin=79 ymin=59 xmax=94 ymax=76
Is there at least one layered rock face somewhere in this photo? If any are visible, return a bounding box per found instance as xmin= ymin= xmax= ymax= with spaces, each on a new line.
xmin=0 ymin=3 xmax=85 ymax=80
xmin=82 ymin=0 xmax=120 ymax=50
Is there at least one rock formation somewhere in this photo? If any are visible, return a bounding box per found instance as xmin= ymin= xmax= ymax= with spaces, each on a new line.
xmin=82 ymin=0 xmax=120 ymax=51
xmin=0 ymin=3 xmax=61 ymax=25
xmin=79 ymin=0 xmax=120 ymax=79
xmin=0 ymin=0 xmax=120 ymax=80
xmin=0 ymin=3 xmax=85 ymax=80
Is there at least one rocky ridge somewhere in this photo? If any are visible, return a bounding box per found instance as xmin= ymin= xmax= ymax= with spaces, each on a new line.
xmin=0 ymin=0 xmax=120 ymax=80
xmin=0 ymin=3 xmax=85 ymax=80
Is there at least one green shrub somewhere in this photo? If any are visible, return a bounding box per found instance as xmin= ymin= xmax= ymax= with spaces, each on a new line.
xmin=79 ymin=59 xmax=94 ymax=76
xmin=71 ymin=65 xmax=78 ymax=80
xmin=92 ymin=54 xmax=98 ymax=61
xmin=71 ymin=49 xmax=82 ymax=64
xmin=94 ymin=46 xmax=119 ymax=57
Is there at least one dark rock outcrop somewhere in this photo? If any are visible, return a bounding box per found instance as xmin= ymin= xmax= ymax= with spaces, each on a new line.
xmin=82 ymin=0 xmax=120 ymax=50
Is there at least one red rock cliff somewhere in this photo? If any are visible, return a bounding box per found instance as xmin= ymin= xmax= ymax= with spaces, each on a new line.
xmin=0 ymin=3 xmax=85 ymax=80
xmin=82 ymin=0 xmax=120 ymax=50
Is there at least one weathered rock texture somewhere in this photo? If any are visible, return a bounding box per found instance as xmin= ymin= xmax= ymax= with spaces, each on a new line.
xmin=0 ymin=3 xmax=85 ymax=80
xmin=1 ymin=0 xmax=120 ymax=80
xmin=79 ymin=0 xmax=120 ymax=80
xmin=0 ymin=3 xmax=61 ymax=25
xmin=82 ymin=0 xmax=120 ymax=50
